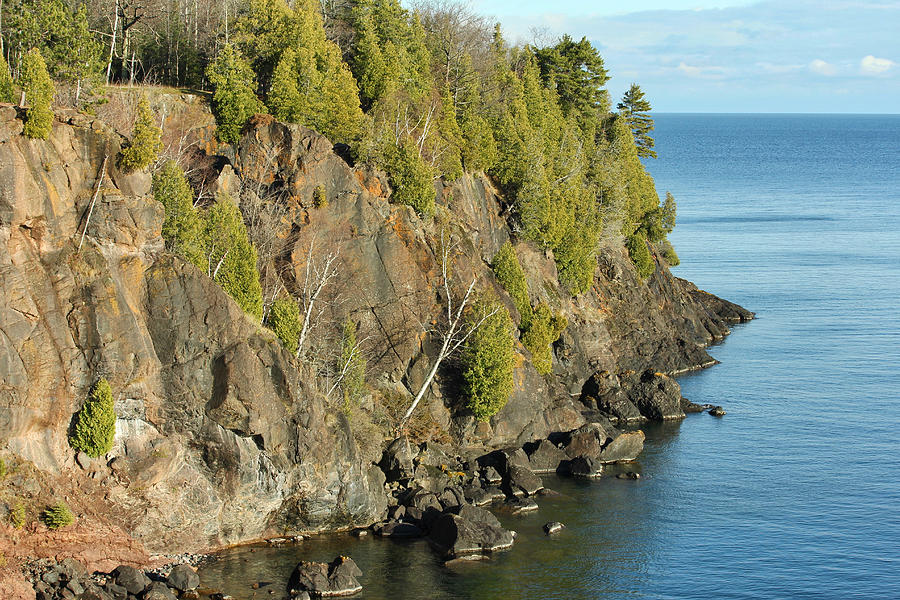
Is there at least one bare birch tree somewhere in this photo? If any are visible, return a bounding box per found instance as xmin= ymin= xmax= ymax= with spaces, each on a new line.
xmin=294 ymin=239 xmax=340 ymax=360
xmin=401 ymin=229 xmax=499 ymax=427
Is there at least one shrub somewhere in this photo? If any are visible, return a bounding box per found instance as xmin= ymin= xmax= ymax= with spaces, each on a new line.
xmin=200 ymin=195 xmax=264 ymax=320
xmin=0 ymin=53 xmax=14 ymax=104
xmin=626 ymin=232 xmax=655 ymax=279
xmin=10 ymin=503 xmax=25 ymax=529
xmin=313 ymin=184 xmax=327 ymax=208
xmin=20 ymin=48 xmax=55 ymax=140
xmin=491 ymin=241 xmax=532 ymax=328
xmin=660 ymin=239 xmax=680 ymax=266
xmin=152 ymin=160 xmax=203 ymax=265
xmin=384 ymin=139 xmax=435 ymax=218
xmin=339 ymin=319 xmax=366 ymax=413
xmin=268 ymin=297 xmax=301 ymax=354
xmin=521 ymin=302 xmax=567 ymax=376
xmin=461 ymin=296 xmax=515 ymax=421
xmin=119 ymin=97 xmax=162 ymax=171
xmin=69 ymin=378 xmax=116 ymax=457
xmin=0 ymin=457 xmax=5 ymax=479
xmin=42 ymin=502 xmax=74 ymax=529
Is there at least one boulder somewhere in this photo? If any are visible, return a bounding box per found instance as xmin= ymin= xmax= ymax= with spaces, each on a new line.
xmin=373 ymin=521 xmax=423 ymax=538
xmin=568 ymin=456 xmax=603 ymax=478
xmin=112 ymin=566 xmax=150 ymax=596
xmin=428 ymin=512 xmax=515 ymax=559
xmin=709 ymin=406 xmax=726 ymax=416
xmin=598 ymin=430 xmax=645 ymax=463
xmin=616 ymin=471 xmax=641 ymax=480
xmin=525 ymin=440 xmax=567 ymax=474
xmin=167 ymin=564 xmax=200 ymax=591
xmin=543 ymin=521 xmax=565 ymax=535
xmin=634 ymin=371 xmax=685 ymax=421
xmin=288 ymin=556 xmax=362 ymax=597
xmin=506 ymin=464 xmax=543 ymax=497
xmin=563 ymin=430 xmax=602 ymax=460
xmin=380 ymin=438 xmax=416 ymax=482
xmin=143 ymin=582 xmax=178 ymax=600
xmin=504 ymin=497 xmax=539 ymax=514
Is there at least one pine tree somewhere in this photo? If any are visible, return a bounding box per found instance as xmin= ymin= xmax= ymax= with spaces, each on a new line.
xmin=520 ymin=302 xmax=567 ymax=376
xmin=461 ymin=295 xmax=515 ymax=422
xmin=206 ymin=44 xmax=264 ymax=144
xmin=268 ymin=49 xmax=303 ymax=122
xmin=119 ymin=97 xmax=162 ymax=171
xmin=661 ymin=191 xmax=676 ymax=234
xmin=618 ymin=83 xmax=657 ymax=159
xmin=69 ymin=378 xmax=116 ymax=457
xmin=352 ymin=11 xmax=391 ymax=108
xmin=201 ymin=195 xmax=264 ymax=321
xmin=152 ymin=160 xmax=203 ymax=266
xmin=491 ymin=241 xmax=532 ymax=328
xmin=0 ymin=54 xmax=15 ymax=103
xmin=626 ymin=232 xmax=655 ymax=279
xmin=19 ymin=48 xmax=55 ymax=140
xmin=61 ymin=5 xmax=103 ymax=105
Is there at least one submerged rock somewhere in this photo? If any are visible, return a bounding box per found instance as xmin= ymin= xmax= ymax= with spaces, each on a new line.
xmin=288 ymin=556 xmax=362 ymax=597
xmin=543 ymin=521 xmax=565 ymax=535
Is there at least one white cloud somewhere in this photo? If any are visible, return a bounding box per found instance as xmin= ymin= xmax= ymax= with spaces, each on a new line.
xmin=860 ymin=55 xmax=896 ymax=74
xmin=809 ymin=59 xmax=837 ymax=76
xmin=676 ymin=62 xmax=727 ymax=78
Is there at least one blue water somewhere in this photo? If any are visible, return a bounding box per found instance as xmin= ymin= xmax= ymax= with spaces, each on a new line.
xmin=200 ymin=114 xmax=900 ymax=599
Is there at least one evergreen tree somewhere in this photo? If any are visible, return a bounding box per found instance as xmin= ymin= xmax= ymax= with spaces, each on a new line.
xmin=0 ymin=54 xmax=15 ymax=103
xmin=661 ymin=191 xmax=676 ymax=234
xmin=152 ymin=160 xmax=203 ymax=265
xmin=520 ymin=302 xmax=566 ymax=376
xmin=19 ymin=48 xmax=55 ymax=140
xmin=268 ymin=49 xmax=303 ymax=123
xmin=69 ymin=378 xmax=116 ymax=458
xmin=617 ymin=83 xmax=657 ymax=159
xmin=491 ymin=241 xmax=532 ymax=328
xmin=268 ymin=296 xmax=301 ymax=354
xmin=60 ymin=5 xmax=103 ymax=104
xmin=206 ymin=44 xmax=264 ymax=144
xmin=119 ymin=97 xmax=162 ymax=171
xmin=626 ymin=232 xmax=655 ymax=279
xmin=352 ymin=11 xmax=391 ymax=108
xmin=201 ymin=195 xmax=264 ymax=321
xmin=384 ymin=138 xmax=435 ymax=217
xmin=535 ymin=35 xmax=610 ymax=124
xmin=461 ymin=295 xmax=515 ymax=422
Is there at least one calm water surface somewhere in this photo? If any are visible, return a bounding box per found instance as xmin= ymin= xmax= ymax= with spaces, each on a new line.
xmin=200 ymin=115 xmax=900 ymax=599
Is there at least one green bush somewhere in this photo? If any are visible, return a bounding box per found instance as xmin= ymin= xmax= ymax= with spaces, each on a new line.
xmin=268 ymin=297 xmax=301 ymax=354
xmin=313 ymin=184 xmax=327 ymax=208
xmin=384 ymin=139 xmax=435 ymax=218
xmin=11 ymin=502 xmax=25 ymax=529
xmin=0 ymin=457 xmax=5 ymax=479
xmin=206 ymin=44 xmax=264 ymax=144
xmin=42 ymin=502 xmax=74 ymax=529
xmin=20 ymin=48 xmax=55 ymax=140
xmin=491 ymin=241 xmax=532 ymax=328
xmin=119 ymin=97 xmax=162 ymax=171
xmin=520 ymin=302 xmax=567 ymax=376
xmin=152 ymin=160 xmax=203 ymax=265
xmin=626 ymin=232 xmax=655 ymax=279
xmin=339 ymin=319 xmax=366 ymax=414
xmin=0 ymin=53 xmax=14 ymax=104
xmin=69 ymin=378 xmax=116 ymax=457
xmin=660 ymin=239 xmax=680 ymax=266
xmin=461 ymin=296 xmax=515 ymax=421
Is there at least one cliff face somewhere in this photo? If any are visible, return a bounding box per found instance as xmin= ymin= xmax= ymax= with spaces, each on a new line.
xmin=0 ymin=103 xmax=749 ymax=556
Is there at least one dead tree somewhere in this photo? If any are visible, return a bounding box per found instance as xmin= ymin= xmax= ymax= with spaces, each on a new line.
xmin=295 ymin=239 xmax=340 ymax=360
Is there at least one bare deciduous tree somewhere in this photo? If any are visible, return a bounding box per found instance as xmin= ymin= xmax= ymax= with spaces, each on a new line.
xmin=401 ymin=229 xmax=499 ymax=426
xmin=294 ymin=239 xmax=341 ymax=360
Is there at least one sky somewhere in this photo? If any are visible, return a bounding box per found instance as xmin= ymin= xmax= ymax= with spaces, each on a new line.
xmin=465 ymin=0 xmax=900 ymax=113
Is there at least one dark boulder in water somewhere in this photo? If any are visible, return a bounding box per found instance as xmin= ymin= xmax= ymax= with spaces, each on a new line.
xmin=287 ymin=556 xmax=362 ymax=597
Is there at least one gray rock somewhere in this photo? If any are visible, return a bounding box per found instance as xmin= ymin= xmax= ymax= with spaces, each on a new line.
xmin=373 ymin=521 xmax=423 ymax=538
xmin=506 ymin=464 xmax=543 ymax=497
xmin=568 ymin=456 xmax=604 ymax=478
xmin=167 ymin=564 xmax=200 ymax=591
xmin=143 ymin=581 xmax=177 ymax=600
xmin=505 ymin=497 xmax=539 ymax=514
xmin=543 ymin=521 xmax=565 ymax=535
xmin=598 ymin=430 xmax=645 ymax=463
xmin=616 ymin=471 xmax=641 ymax=480
xmin=525 ymin=440 xmax=567 ymax=474
xmin=709 ymin=406 xmax=726 ymax=416
xmin=428 ymin=513 xmax=515 ymax=559
xmin=288 ymin=556 xmax=362 ymax=597
xmin=112 ymin=565 xmax=150 ymax=596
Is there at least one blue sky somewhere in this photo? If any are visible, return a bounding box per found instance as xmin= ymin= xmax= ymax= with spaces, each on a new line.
xmin=465 ymin=0 xmax=899 ymax=113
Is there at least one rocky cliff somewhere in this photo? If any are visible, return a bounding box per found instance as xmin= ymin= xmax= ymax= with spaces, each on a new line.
xmin=0 ymin=97 xmax=750 ymax=568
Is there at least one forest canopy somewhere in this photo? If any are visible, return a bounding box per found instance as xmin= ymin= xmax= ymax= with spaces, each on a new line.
xmin=0 ymin=0 xmax=675 ymax=289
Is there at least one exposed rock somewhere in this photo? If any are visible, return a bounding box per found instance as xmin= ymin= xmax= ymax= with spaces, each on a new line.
xmin=373 ymin=521 xmax=423 ymax=538
xmin=428 ymin=513 xmax=515 ymax=559
xmin=709 ymin=406 xmax=727 ymax=417
xmin=567 ymin=456 xmax=604 ymax=479
xmin=543 ymin=522 xmax=565 ymax=535
xmin=504 ymin=497 xmax=539 ymax=514
xmin=598 ymin=430 xmax=645 ymax=464
xmin=166 ymin=564 xmax=200 ymax=591
xmin=616 ymin=472 xmax=641 ymax=480
xmin=287 ymin=556 xmax=362 ymax=597
xmin=525 ymin=439 xmax=568 ymax=474
xmin=112 ymin=565 xmax=150 ymax=596
xmin=506 ymin=464 xmax=543 ymax=497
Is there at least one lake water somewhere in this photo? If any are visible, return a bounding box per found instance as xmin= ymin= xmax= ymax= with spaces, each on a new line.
xmin=199 ymin=114 xmax=900 ymax=599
